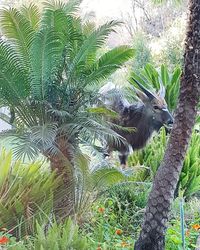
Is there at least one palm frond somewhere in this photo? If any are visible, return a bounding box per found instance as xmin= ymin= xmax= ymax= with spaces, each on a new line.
xmin=0 ymin=111 xmax=11 ymax=125
xmin=21 ymin=3 xmax=40 ymax=31
xmin=11 ymin=134 xmax=40 ymax=161
xmin=60 ymin=117 xmax=127 ymax=149
xmin=67 ymin=20 xmax=121 ymax=78
xmin=86 ymin=106 xmax=119 ymax=119
xmin=10 ymin=123 xmax=62 ymax=160
xmin=0 ymin=40 xmax=29 ymax=104
xmin=30 ymin=123 xmax=58 ymax=151
xmin=0 ymin=128 xmax=17 ymax=139
xmin=30 ymin=29 xmax=65 ymax=101
xmin=43 ymin=0 xmax=80 ymax=15
xmin=86 ymin=46 xmax=134 ymax=84
xmin=82 ymin=21 xmax=96 ymax=36
xmin=91 ymin=167 xmax=126 ymax=191
xmin=0 ymin=8 xmax=35 ymax=65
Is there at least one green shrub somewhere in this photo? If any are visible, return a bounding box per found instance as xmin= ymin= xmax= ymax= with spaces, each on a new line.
xmin=0 ymin=149 xmax=60 ymax=238
xmin=82 ymin=184 xmax=150 ymax=249
xmin=180 ymin=132 xmax=200 ymax=198
xmin=130 ymin=63 xmax=181 ymax=111
xmin=132 ymin=33 xmax=153 ymax=73
xmin=105 ymin=184 xmax=149 ymax=232
xmin=2 ymin=218 xmax=89 ymax=250
xmin=128 ymin=130 xmax=200 ymax=199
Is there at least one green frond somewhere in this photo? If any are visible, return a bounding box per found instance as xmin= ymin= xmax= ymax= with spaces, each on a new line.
xmin=86 ymin=46 xmax=135 ymax=83
xmin=12 ymin=134 xmax=40 ymax=161
xmin=30 ymin=29 xmax=65 ymax=100
xmin=40 ymin=7 xmax=81 ymax=67
xmin=41 ymin=6 xmax=69 ymax=31
xmin=0 ymin=40 xmax=29 ymax=104
xmin=61 ymin=117 xmax=127 ymax=149
xmin=43 ymin=0 xmax=80 ymax=15
xmin=8 ymin=123 xmax=60 ymax=160
xmin=0 ymin=8 xmax=35 ymax=65
xmin=91 ymin=167 xmax=126 ymax=191
xmin=82 ymin=21 xmax=96 ymax=36
xmin=21 ymin=3 xmax=40 ymax=31
xmin=30 ymin=123 xmax=58 ymax=151
xmin=87 ymin=107 xmax=119 ymax=118
xmin=68 ymin=20 xmax=121 ymax=78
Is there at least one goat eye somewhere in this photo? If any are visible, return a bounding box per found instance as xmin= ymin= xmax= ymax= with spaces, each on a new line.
xmin=153 ymin=105 xmax=160 ymax=110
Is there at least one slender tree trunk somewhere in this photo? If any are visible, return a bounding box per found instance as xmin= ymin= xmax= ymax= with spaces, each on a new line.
xmin=134 ymin=1 xmax=200 ymax=249
xmin=49 ymin=137 xmax=75 ymax=221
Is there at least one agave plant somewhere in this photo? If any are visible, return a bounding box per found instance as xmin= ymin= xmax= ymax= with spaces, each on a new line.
xmin=6 ymin=218 xmax=89 ymax=250
xmin=128 ymin=129 xmax=200 ymax=199
xmin=130 ymin=63 xmax=181 ymax=111
xmin=180 ymin=132 xmax=200 ymax=198
xmin=0 ymin=0 xmax=134 ymax=219
xmin=0 ymin=149 xmax=60 ymax=238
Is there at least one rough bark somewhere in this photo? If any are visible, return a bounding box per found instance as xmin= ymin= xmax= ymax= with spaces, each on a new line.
xmin=49 ymin=137 xmax=75 ymax=221
xmin=134 ymin=1 xmax=200 ymax=249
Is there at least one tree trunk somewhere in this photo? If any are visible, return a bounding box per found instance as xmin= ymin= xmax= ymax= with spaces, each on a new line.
xmin=49 ymin=137 xmax=75 ymax=221
xmin=134 ymin=1 xmax=200 ymax=249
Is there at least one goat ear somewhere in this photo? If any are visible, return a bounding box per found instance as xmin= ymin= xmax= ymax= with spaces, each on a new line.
xmin=135 ymin=88 xmax=149 ymax=103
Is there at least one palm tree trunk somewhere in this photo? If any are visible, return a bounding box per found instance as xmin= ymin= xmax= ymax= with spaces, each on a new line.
xmin=49 ymin=137 xmax=75 ymax=221
xmin=134 ymin=1 xmax=200 ymax=249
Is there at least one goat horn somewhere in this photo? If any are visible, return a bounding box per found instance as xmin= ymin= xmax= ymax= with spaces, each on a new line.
xmin=159 ymin=82 xmax=166 ymax=98
xmin=132 ymin=78 xmax=156 ymax=100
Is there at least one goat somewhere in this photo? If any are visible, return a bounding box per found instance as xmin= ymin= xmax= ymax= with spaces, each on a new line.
xmin=100 ymin=79 xmax=174 ymax=166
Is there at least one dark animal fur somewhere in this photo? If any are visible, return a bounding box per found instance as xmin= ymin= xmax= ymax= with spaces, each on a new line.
xmin=102 ymin=84 xmax=173 ymax=165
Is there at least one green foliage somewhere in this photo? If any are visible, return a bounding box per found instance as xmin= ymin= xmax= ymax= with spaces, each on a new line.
xmin=0 ymin=149 xmax=60 ymax=238
xmin=132 ymin=33 xmax=152 ymax=72
xmin=33 ymin=218 xmax=88 ymax=250
xmin=70 ymin=153 xmax=128 ymax=218
xmin=0 ymin=0 xmax=134 ymax=160
xmin=166 ymin=219 xmax=199 ymax=250
xmin=165 ymin=198 xmax=200 ymax=250
xmin=128 ymin=129 xmax=200 ymax=199
xmin=130 ymin=63 xmax=181 ymax=111
xmin=3 ymin=218 xmax=89 ymax=250
xmin=180 ymin=132 xmax=200 ymax=198
xmin=83 ymin=184 xmax=149 ymax=249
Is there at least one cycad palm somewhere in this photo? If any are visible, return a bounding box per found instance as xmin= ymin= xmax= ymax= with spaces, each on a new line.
xmin=0 ymin=0 xmax=134 ymax=219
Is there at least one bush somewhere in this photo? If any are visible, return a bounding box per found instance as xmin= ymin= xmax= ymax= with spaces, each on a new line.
xmin=82 ymin=184 xmax=150 ymax=249
xmin=0 ymin=149 xmax=60 ymax=238
xmin=132 ymin=32 xmax=153 ymax=73
xmin=128 ymin=130 xmax=200 ymax=199
xmin=1 ymin=218 xmax=89 ymax=250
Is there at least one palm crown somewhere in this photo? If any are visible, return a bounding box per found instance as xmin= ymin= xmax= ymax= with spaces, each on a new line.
xmin=0 ymin=0 xmax=134 ymax=160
